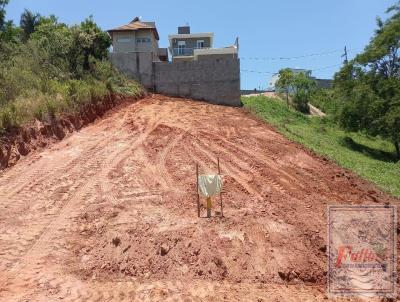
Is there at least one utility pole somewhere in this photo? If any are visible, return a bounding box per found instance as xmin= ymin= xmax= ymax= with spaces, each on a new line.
xmin=342 ymin=46 xmax=348 ymax=65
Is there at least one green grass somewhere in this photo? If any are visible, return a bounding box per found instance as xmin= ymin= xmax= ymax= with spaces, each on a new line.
xmin=243 ymin=95 xmax=400 ymax=197
xmin=0 ymin=77 xmax=143 ymax=132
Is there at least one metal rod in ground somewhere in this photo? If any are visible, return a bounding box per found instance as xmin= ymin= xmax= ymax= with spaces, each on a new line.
xmin=220 ymin=193 xmax=224 ymax=217
xmin=217 ymin=157 xmax=224 ymax=218
xmin=196 ymin=163 xmax=200 ymax=217
xmin=206 ymin=197 xmax=212 ymax=218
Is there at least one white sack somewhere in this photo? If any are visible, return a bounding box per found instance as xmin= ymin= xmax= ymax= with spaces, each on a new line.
xmin=197 ymin=174 xmax=223 ymax=198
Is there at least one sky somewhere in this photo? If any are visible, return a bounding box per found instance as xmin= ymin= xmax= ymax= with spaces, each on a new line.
xmin=4 ymin=0 xmax=396 ymax=89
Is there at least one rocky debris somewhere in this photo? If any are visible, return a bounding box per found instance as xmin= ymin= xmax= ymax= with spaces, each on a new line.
xmin=160 ymin=243 xmax=170 ymax=256
xmin=122 ymin=245 xmax=131 ymax=253
xmin=112 ymin=237 xmax=121 ymax=247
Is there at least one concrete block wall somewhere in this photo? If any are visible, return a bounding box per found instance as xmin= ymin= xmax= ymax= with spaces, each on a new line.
xmin=110 ymin=53 xmax=241 ymax=107
xmin=154 ymin=58 xmax=241 ymax=106
xmin=109 ymin=52 xmax=154 ymax=89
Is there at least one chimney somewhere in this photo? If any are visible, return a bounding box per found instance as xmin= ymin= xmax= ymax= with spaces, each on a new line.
xmin=178 ymin=26 xmax=190 ymax=34
xmin=143 ymin=22 xmax=156 ymax=27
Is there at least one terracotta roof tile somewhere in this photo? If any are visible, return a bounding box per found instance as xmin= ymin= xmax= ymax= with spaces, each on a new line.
xmin=108 ymin=20 xmax=159 ymax=40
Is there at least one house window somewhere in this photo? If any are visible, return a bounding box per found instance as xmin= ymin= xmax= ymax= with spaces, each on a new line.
xmin=197 ymin=40 xmax=205 ymax=48
xmin=136 ymin=37 xmax=151 ymax=43
xmin=117 ymin=37 xmax=132 ymax=43
xmin=178 ymin=41 xmax=186 ymax=55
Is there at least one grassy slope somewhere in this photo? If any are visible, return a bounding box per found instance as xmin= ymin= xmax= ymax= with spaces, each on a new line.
xmin=0 ymin=78 xmax=143 ymax=132
xmin=243 ymin=96 xmax=400 ymax=197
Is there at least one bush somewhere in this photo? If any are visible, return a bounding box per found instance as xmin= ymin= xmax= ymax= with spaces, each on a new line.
xmin=0 ymin=108 xmax=14 ymax=130
xmin=0 ymin=12 xmax=142 ymax=132
xmin=66 ymin=80 xmax=91 ymax=105
xmin=242 ymin=95 xmax=400 ymax=197
xmin=92 ymin=59 xmax=114 ymax=81
xmin=309 ymin=89 xmax=341 ymax=115
xmin=46 ymin=98 xmax=58 ymax=119
xmin=0 ymin=102 xmax=21 ymax=130
xmin=292 ymin=92 xmax=310 ymax=114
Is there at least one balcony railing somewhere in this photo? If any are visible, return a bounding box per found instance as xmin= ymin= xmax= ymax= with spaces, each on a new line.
xmin=173 ymin=48 xmax=194 ymax=56
xmin=172 ymin=47 xmax=210 ymax=57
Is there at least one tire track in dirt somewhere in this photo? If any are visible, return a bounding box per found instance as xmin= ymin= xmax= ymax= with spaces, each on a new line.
xmin=0 ymin=103 xmax=141 ymax=299
xmin=0 ymin=99 xmax=179 ymax=301
xmin=180 ymin=138 xmax=260 ymax=206
xmin=1 ymin=112 xmax=129 ymax=213
xmin=1 ymin=101 xmax=135 ymax=206
xmin=0 ymin=95 xmax=397 ymax=302
xmin=190 ymin=138 xmax=264 ymax=199
xmin=97 ymin=129 xmax=161 ymax=207
xmin=0 ymin=144 xmax=108 ymax=292
xmin=195 ymin=131 xmax=308 ymax=197
xmin=155 ymin=129 xmax=187 ymax=190
xmin=194 ymin=137 xmax=290 ymax=197
xmin=0 ymin=103 xmax=136 ymax=206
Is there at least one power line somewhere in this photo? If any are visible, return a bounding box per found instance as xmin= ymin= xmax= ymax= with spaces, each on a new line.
xmin=240 ymin=63 xmax=343 ymax=75
xmin=240 ymin=49 xmax=342 ymax=61
xmin=311 ymin=63 xmax=343 ymax=71
xmin=241 ymin=69 xmax=276 ymax=74
xmin=239 ymin=49 xmax=361 ymax=61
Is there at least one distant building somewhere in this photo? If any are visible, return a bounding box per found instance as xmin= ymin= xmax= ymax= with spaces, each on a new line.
xmin=107 ymin=17 xmax=168 ymax=62
xmin=269 ymin=68 xmax=333 ymax=91
xmin=269 ymin=68 xmax=312 ymax=90
xmin=168 ymin=26 xmax=238 ymax=62
xmin=107 ymin=18 xmax=241 ymax=106
xmin=314 ymin=78 xmax=333 ymax=89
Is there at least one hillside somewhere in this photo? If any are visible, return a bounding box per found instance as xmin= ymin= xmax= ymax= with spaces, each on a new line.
xmin=243 ymin=95 xmax=400 ymax=197
xmin=0 ymin=95 xmax=397 ymax=301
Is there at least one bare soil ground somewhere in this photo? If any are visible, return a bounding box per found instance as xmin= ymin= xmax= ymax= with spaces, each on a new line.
xmin=0 ymin=94 xmax=398 ymax=301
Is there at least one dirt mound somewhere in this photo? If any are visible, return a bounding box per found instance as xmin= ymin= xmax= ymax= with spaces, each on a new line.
xmin=0 ymin=94 xmax=397 ymax=301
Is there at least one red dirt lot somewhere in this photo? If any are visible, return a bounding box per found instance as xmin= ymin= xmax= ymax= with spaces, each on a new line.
xmin=0 ymin=94 xmax=398 ymax=301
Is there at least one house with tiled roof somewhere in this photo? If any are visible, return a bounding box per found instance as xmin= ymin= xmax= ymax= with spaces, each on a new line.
xmin=108 ymin=17 xmax=240 ymax=106
xmin=108 ymin=17 xmax=168 ymax=61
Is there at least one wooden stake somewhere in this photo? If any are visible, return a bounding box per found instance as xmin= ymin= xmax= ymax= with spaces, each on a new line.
xmin=217 ymin=157 xmax=224 ymax=217
xmin=196 ymin=163 xmax=200 ymax=217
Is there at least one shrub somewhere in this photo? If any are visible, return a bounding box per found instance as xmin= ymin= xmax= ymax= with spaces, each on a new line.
xmin=0 ymin=12 xmax=142 ymax=133
xmin=292 ymin=92 xmax=310 ymax=114
xmin=0 ymin=103 xmax=20 ymax=130
xmin=46 ymin=98 xmax=57 ymax=119
xmin=309 ymin=89 xmax=341 ymax=115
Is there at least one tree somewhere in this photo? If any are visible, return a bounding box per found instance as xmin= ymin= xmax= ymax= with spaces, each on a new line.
xmin=0 ymin=1 xmax=21 ymax=51
xmin=335 ymin=1 xmax=400 ymax=160
xmin=291 ymin=73 xmax=315 ymax=113
xmin=275 ymin=68 xmax=294 ymax=106
xmin=0 ymin=0 xmax=9 ymax=31
xmin=276 ymin=68 xmax=314 ymax=113
xmin=30 ymin=15 xmax=73 ymax=79
xmin=20 ymin=9 xmax=41 ymax=41
xmin=69 ymin=16 xmax=111 ymax=76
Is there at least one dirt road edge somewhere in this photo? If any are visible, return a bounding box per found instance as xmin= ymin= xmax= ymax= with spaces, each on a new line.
xmin=0 ymin=93 xmax=145 ymax=170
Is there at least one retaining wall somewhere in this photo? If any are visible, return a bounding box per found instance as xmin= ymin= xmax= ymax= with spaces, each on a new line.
xmin=109 ymin=52 xmax=154 ymax=89
xmin=154 ymin=58 xmax=241 ymax=106
xmin=110 ymin=53 xmax=241 ymax=107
